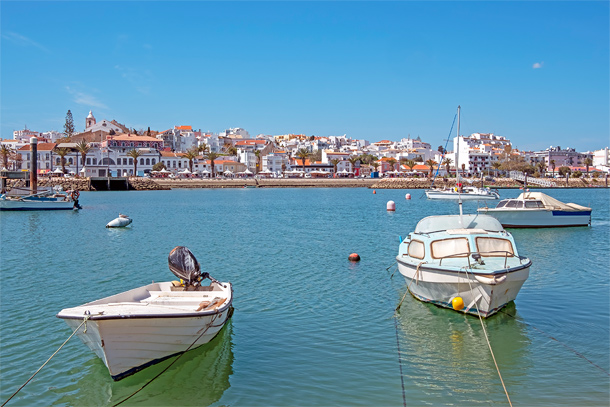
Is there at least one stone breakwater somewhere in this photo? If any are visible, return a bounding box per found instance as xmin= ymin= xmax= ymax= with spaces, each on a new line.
xmin=371 ymin=177 xmax=608 ymax=189
xmin=151 ymin=178 xmax=379 ymax=188
xmin=5 ymin=177 xmax=90 ymax=192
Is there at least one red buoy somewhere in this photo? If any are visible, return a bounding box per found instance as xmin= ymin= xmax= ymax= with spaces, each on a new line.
xmin=348 ymin=253 xmax=361 ymax=262
xmin=373 ymin=190 xmax=376 ymax=194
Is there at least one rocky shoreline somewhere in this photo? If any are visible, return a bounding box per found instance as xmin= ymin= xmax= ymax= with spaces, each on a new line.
xmin=4 ymin=176 xmax=607 ymax=192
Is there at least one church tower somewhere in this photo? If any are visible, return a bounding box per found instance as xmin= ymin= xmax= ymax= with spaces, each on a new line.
xmin=86 ymin=110 xmax=96 ymax=129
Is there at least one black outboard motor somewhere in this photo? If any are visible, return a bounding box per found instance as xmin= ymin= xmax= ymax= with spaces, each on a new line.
xmin=168 ymin=246 xmax=203 ymax=286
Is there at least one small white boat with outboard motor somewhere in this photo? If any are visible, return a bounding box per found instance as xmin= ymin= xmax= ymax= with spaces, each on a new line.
xmin=396 ymin=213 xmax=531 ymax=318
xmin=0 ymin=185 xmax=82 ymax=211
xmin=106 ymin=213 xmax=132 ymax=228
xmin=56 ymin=246 xmax=233 ymax=380
xmin=477 ymin=191 xmax=592 ymax=228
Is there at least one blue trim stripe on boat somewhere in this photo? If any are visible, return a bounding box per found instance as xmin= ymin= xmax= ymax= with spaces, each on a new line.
xmin=552 ymin=211 xmax=591 ymax=216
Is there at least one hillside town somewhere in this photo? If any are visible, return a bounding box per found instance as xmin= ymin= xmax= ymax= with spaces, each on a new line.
xmin=1 ymin=110 xmax=609 ymax=180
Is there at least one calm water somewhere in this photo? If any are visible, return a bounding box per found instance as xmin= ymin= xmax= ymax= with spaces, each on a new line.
xmin=1 ymin=187 xmax=608 ymax=406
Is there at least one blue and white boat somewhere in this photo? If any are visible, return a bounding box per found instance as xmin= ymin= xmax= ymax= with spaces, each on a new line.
xmin=477 ymin=192 xmax=592 ymax=228
xmin=396 ymin=214 xmax=531 ymax=317
xmin=0 ymin=186 xmax=81 ymax=211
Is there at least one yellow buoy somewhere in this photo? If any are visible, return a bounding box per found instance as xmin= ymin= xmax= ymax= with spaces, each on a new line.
xmin=452 ymin=297 xmax=464 ymax=310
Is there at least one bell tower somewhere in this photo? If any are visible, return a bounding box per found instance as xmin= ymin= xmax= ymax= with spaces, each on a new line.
xmin=86 ymin=110 xmax=96 ymax=129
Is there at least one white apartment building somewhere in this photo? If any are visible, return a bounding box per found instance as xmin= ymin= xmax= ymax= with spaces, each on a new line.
xmin=262 ymin=153 xmax=288 ymax=174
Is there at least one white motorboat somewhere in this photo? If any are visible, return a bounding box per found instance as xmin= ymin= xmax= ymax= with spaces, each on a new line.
xmin=426 ymin=185 xmax=500 ymax=200
xmin=106 ymin=213 xmax=132 ymax=228
xmin=396 ymin=214 xmax=531 ymax=317
xmin=426 ymin=106 xmax=499 ymax=201
xmin=477 ymin=191 xmax=592 ymax=228
xmin=0 ymin=186 xmax=82 ymax=211
xmin=57 ymin=247 xmax=233 ymax=380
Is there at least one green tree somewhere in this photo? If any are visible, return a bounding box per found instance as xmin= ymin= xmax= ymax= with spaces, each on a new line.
xmin=425 ymin=159 xmax=438 ymax=178
xmin=492 ymin=161 xmax=502 ymax=177
xmin=54 ymin=147 xmax=71 ymax=174
xmin=64 ymin=110 xmax=75 ymax=139
xmin=583 ymin=157 xmax=593 ymax=177
xmin=537 ymin=161 xmax=547 ymax=177
xmin=442 ymin=158 xmax=453 ymax=176
xmin=127 ymin=149 xmax=143 ymax=176
xmin=348 ymin=155 xmax=359 ymax=173
xmin=404 ymin=159 xmax=416 ymax=172
xmin=295 ymin=148 xmax=310 ymax=171
xmin=1 ymin=145 xmax=14 ymax=169
xmin=204 ymin=151 xmax=224 ymax=178
xmin=330 ymin=158 xmax=340 ymax=176
xmin=146 ymin=127 xmax=151 ymax=137
xmin=558 ymin=166 xmax=571 ymax=186
xmin=75 ymin=140 xmax=90 ymax=174
xmin=387 ymin=158 xmax=397 ymax=171
xmin=183 ymin=147 xmax=199 ymax=173
xmin=254 ymin=150 xmax=261 ymax=174
xmin=152 ymin=162 xmax=166 ymax=172
xmin=549 ymin=159 xmax=556 ymax=177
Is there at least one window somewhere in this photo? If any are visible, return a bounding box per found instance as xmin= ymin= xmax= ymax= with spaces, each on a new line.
xmin=525 ymin=200 xmax=544 ymax=208
xmin=496 ymin=200 xmax=508 ymax=208
xmin=152 ymin=159 xmax=156 ymax=165
xmin=475 ymin=237 xmax=514 ymax=257
xmin=407 ymin=240 xmax=425 ymax=259
xmin=515 ymin=201 xmax=523 ymax=208
xmin=431 ymin=238 xmax=470 ymax=259
xmin=87 ymin=158 xmax=91 ymax=165
xmin=129 ymin=158 xmax=133 ymax=165
xmin=140 ymin=158 xmax=144 ymax=165
xmin=505 ymin=200 xmax=518 ymax=208
xmin=146 ymin=158 xmax=150 ymax=165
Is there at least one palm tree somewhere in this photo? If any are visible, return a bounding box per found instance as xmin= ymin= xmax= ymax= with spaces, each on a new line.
xmin=330 ymin=158 xmax=340 ymax=177
xmin=372 ymin=162 xmax=380 ymax=173
xmin=204 ymin=151 xmax=224 ymax=178
xmin=54 ymin=147 xmax=71 ymax=174
xmin=387 ymin=158 xmax=397 ymax=171
xmin=183 ymin=147 xmax=199 ymax=173
xmin=405 ymin=159 xmax=416 ymax=172
xmin=1 ymin=145 xmax=14 ymax=169
xmin=549 ymin=159 xmax=556 ymax=177
xmin=425 ymin=159 xmax=438 ymax=178
xmin=583 ymin=157 xmax=593 ymax=177
xmin=348 ymin=155 xmax=359 ymax=173
xmin=558 ymin=166 xmax=571 ymax=187
xmin=254 ymin=150 xmax=261 ymax=174
xmin=127 ymin=149 xmax=143 ymax=176
xmin=537 ymin=161 xmax=547 ymax=177
xmin=198 ymin=144 xmax=210 ymax=155
xmin=461 ymin=163 xmax=466 ymax=178
xmin=75 ymin=140 xmax=90 ymax=175
xmin=442 ymin=158 xmax=453 ymax=177
xmin=295 ymin=148 xmax=310 ymax=171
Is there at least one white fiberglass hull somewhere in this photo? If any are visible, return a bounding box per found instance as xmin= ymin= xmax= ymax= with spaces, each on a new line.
xmin=396 ymin=259 xmax=530 ymax=317
xmin=425 ymin=190 xmax=499 ymax=200
xmin=57 ymin=281 xmax=233 ymax=380
xmin=477 ymin=208 xmax=591 ymax=228
xmin=0 ymin=197 xmax=76 ymax=211
xmin=106 ymin=217 xmax=132 ymax=227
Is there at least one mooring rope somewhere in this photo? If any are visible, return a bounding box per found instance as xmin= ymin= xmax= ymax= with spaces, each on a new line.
xmin=395 ymin=261 xmax=425 ymax=313
xmin=393 ymin=316 xmax=408 ymax=407
xmin=463 ymin=270 xmax=513 ymax=407
xmin=1 ymin=315 xmax=91 ymax=407
xmin=498 ymin=309 xmax=610 ymax=377
xmin=112 ymin=313 xmax=220 ymax=406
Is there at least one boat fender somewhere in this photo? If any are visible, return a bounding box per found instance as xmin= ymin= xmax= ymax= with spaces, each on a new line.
xmin=474 ymin=275 xmax=507 ymax=285
xmin=452 ymin=297 xmax=464 ymax=310
xmin=171 ymin=280 xmax=182 ymax=287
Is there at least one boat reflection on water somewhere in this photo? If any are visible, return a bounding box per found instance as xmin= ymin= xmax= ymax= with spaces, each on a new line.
xmin=53 ymin=322 xmax=234 ymax=406
xmin=395 ymin=297 xmax=532 ymax=405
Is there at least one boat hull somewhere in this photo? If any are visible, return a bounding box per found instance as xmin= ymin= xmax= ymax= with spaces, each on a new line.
xmin=396 ymin=258 xmax=530 ymax=317
xmin=478 ymin=208 xmax=591 ymax=227
xmin=106 ymin=217 xmax=132 ymax=228
xmin=425 ymin=190 xmax=498 ymax=200
xmin=0 ymin=198 xmax=75 ymax=211
xmin=62 ymin=311 xmax=231 ymax=380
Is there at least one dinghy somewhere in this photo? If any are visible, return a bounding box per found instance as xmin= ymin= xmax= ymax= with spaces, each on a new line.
xmin=56 ymin=246 xmax=233 ymax=380
xmin=106 ymin=213 xmax=132 ymax=228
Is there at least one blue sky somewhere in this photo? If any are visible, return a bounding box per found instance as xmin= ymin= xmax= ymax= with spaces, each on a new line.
xmin=1 ymin=1 xmax=608 ymax=152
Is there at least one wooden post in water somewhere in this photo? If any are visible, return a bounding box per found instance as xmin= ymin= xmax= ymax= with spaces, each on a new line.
xmin=30 ymin=137 xmax=38 ymax=195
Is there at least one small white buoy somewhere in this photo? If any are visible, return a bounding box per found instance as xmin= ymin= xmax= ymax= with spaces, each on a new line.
xmin=405 ymin=193 xmax=411 ymax=200
xmin=387 ymin=201 xmax=395 ymax=211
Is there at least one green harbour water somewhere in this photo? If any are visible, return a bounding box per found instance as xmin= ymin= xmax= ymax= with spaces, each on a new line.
xmin=1 ymin=187 xmax=609 ymax=406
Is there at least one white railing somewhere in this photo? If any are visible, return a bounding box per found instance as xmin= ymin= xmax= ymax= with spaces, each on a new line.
xmin=510 ymin=171 xmax=556 ymax=187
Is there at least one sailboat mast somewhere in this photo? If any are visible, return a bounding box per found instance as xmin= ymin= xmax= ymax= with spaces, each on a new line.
xmin=456 ymin=105 xmax=460 ymax=178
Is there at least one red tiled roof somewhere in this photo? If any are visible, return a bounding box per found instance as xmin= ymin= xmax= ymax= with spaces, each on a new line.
xmin=175 ymin=125 xmax=192 ymax=131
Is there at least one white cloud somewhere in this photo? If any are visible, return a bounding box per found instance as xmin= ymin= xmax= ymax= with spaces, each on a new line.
xmin=1 ymin=31 xmax=50 ymax=53
xmin=114 ymin=65 xmax=153 ymax=95
xmin=65 ymin=86 xmax=108 ymax=109
xmin=532 ymin=62 xmax=544 ymax=69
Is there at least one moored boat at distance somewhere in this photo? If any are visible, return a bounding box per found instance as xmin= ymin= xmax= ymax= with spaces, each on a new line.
xmin=396 ymin=214 xmax=531 ymax=318
xmin=106 ymin=213 xmax=132 ymax=228
xmin=425 ymin=185 xmax=500 ymax=200
xmin=56 ymin=246 xmax=233 ymax=380
xmin=0 ymin=186 xmax=81 ymax=211
xmin=477 ymin=191 xmax=592 ymax=228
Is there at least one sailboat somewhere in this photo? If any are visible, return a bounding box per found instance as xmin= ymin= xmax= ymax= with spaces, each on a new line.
xmin=425 ymin=106 xmax=500 ymax=200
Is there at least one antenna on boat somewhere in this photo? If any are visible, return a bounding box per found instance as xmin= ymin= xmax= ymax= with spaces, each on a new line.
xmin=456 ymin=105 xmax=464 ymax=227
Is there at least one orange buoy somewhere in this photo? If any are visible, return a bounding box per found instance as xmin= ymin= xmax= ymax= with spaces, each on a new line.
xmin=405 ymin=193 xmax=411 ymax=200
xmin=373 ymin=190 xmax=376 ymax=194
xmin=387 ymin=200 xmax=395 ymax=211
xmin=348 ymin=253 xmax=361 ymax=262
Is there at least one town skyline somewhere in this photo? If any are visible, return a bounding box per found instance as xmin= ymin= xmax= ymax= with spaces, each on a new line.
xmin=2 ymin=2 xmax=608 ymax=152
